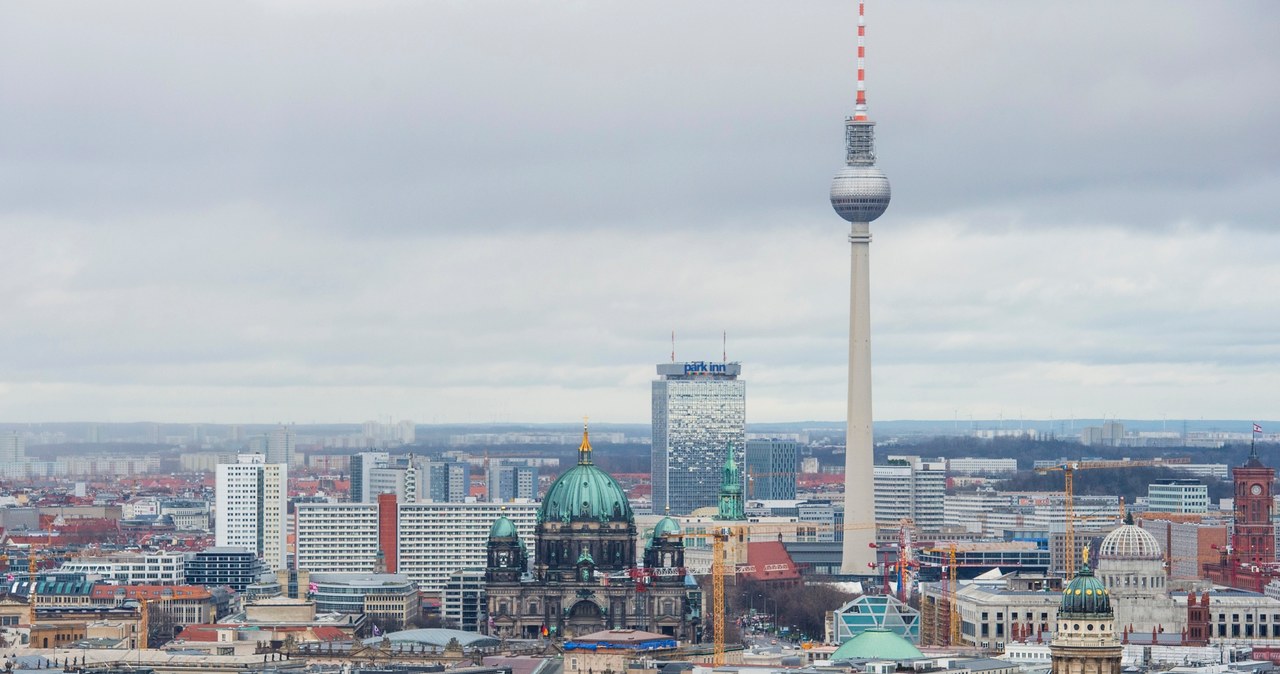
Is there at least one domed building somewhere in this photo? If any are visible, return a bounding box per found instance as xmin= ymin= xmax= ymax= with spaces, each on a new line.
xmin=1050 ymin=559 xmax=1121 ymax=674
xmin=485 ymin=425 xmax=700 ymax=640
xmin=1094 ymin=516 xmax=1175 ymax=634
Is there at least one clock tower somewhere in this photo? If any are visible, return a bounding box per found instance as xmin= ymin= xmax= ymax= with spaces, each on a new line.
xmin=1232 ymin=444 xmax=1275 ymax=564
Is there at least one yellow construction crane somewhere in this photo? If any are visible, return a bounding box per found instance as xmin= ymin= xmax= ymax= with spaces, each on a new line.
xmin=668 ymin=520 xmax=880 ymax=666
xmin=1035 ymin=457 xmax=1190 ymax=577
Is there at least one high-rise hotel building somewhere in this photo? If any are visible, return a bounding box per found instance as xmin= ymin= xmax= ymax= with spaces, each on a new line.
xmin=215 ymin=454 xmax=288 ymax=571
xmin=651 ymin=361 xmax=746 ymax=515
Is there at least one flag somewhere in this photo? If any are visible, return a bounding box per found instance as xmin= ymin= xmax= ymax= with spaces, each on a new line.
xmin=372 ymin=624 xmax=381 ymax=637
xmin=1255 ymin=423 xmax=1264 ymax=434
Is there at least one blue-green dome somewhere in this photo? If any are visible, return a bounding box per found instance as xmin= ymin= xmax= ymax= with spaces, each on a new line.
xmin=830 ymin=628 xmax=924 ymax=662
xmin=1059 ymin=563 xmax=1111 ymax=616
xmin=647 ymin=517 xmax=681 ymax=548
xmin=537 ymin=426 xmax=633 ymax=524
xmin=489 ymin=515 xmax=517 ymax=539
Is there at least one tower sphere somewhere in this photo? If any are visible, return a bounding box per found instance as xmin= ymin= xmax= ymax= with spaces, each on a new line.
xmin=830 ymin=165 xmax=891 ymax=224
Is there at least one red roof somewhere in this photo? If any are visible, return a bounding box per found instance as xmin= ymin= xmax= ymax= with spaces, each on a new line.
xmin=742 ymin=541 xmax=801 ymax=582
xmin=174 ymin=625 xmax=219 ymax=642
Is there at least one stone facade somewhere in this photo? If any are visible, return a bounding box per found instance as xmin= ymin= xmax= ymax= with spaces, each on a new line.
xmin=484 ymin=426 xmax=699 ymax=641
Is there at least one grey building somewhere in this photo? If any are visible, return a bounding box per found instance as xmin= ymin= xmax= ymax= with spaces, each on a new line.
xmin=420 ymin=459 xmax=469 ymax=502
xmin=651 ymin=360 xmax=746 ymax=515
xmin=350 ymin=452 xmax=391 ymax=503
xmin=184 ymin=547 xmax=267 ymax=592
xmin=745 ymin=439 xmax=798 ymax=500
xmin=487 ymin=462 xmax=537 ymax=502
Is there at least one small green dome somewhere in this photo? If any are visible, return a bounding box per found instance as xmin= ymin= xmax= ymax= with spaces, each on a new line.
xmin=1059 ymin=563 xmax=1111 ymax=617
xmin=648 ymin=517 xmax=681 ymax=548
xmin=489 ymin=515 xmax=517 ymax=539
xmin=830 ymin=628 xmax=924 ymax=662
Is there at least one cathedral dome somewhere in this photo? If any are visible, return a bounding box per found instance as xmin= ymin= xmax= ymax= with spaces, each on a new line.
xmin=1059 ymin=564 xmax=1111 ymax=617
xmin=1099 ymin=524 xmax=1161 ymax=560
xmin=489 ymin=515 xmax=517 ymax=539
xmin=537 ymin=425 xmax=633 ymax=525
xmin=647 ymin=517 xmax=681 ymax=548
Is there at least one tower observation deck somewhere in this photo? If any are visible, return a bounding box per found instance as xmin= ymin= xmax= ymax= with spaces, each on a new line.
xmin=831 ymin=0 xmax=890 ymax=575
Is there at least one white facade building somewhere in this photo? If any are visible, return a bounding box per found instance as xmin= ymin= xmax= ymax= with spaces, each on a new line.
xmin=397 ymin=501 xmax=537 ymax=593
xmin=1147 ymin=479 xmax=1210 ymax=513
xmin=948 ymin=457 xmax=1019 ymax=475
xmin=59 ymin=551 xmax=187 ymax=585
xmin=216 ymin=454 xmax=288 ymax=571
xmin=295 ymin=502 xmax=382 ymax=573
xmin=944 ymin=491 xmax=1016 ymax=534
xmin=874 ymin=455 xmax=946 ymax=532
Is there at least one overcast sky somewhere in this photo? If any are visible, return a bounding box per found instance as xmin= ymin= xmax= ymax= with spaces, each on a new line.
xmin=2 ymin=1 xmax=1278 ymax=425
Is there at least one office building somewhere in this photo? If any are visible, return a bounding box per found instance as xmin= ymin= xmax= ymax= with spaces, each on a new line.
xmin=0 ymin=431 xmax=25 ymax=462
xmin=265 ymin=425 xmax=296 ymax=466
xmin=397 ymin=501 xmax=537 ymax=593
xmin=350 ymin=452 xmax=390 ymax=503
xmin=58 ymin=551 xmax=187 ymax=585
xmin=295 ymin=502 xmax=384 ymax=573
xmin=308 ymin=573 xmax=419 ymax=629
xmin=873 ymin=456 xmax=945 ymax=533
xmin=947 ymin=457 xmax=1018 ymax=475
xmin=651 ymin=360 xmax=746 ymax=515
xmin=215 ymin=454 xmax=288 ymax=570
xmin=744 ymin=439 xmax=798 ymax=500
xmin=488 ymin=461 xmax=537 ymax=502
xmin=185 ymin=547 xmax=267 ymax=592
xmin=1147 ymin=479 xmax=1209 ymax=513
xmin=442 ymin=567 xmax=487 ymax=632
xmin=415 ymin=458 xmax=469 ymax=503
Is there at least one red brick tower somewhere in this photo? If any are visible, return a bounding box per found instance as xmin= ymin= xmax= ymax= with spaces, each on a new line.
xmin=1232 ymin=444 xmax=1275 ymax=564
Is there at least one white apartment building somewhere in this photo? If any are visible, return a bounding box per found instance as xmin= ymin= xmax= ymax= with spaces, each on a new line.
xmin=216 ymin=454 xmax=288 ymax=571
xmin=947 ymin=457 xmax=1018 ymax=475
xmin=944 ymin=491 xmax=1015 ymax=534
xmin=1172 ymin=464 xmax=1230 ymax=481
xmin=397 ymin=501 xmax=537 ymax=594
xmin=873 ymin=456 xmax=946 ymax=532
xmin=295 ymin=503 xmax=382 ymax=573
xmin=1147 ymin=479 xmax=1209 ymax=513
xmin=59 ymin=551 xmax=187 ymax=585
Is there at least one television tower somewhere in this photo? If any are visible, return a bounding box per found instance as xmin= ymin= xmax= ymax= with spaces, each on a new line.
xmin=831 ymin=0 xmax=891 ymax=574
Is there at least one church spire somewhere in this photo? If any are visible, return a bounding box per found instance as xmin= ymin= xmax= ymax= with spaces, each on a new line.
xmin=578 ymin=418 xmax=593 ymax=465
xmin=715 ymin=443 xmax=745 ymax=521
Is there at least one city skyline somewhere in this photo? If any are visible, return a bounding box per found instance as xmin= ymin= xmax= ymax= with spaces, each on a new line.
xmin=2 ymin=2 xmax=1278 ymax=424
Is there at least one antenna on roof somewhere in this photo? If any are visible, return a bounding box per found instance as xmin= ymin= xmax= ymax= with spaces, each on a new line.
xmin=671 ymin=330 xmax=676 ymax=363
xmin=854 ymin=0 xmax=869 ymax=121
xmin=723 ymin=330 xmax=727 ymax=363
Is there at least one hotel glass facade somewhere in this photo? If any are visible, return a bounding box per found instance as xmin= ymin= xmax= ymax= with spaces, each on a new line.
xmin=651 ymin=361 xmax=746 ymax=515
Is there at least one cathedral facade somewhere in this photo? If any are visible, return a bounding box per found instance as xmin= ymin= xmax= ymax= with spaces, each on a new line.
xmin=484 ymin=426 xmax=701 ymax=641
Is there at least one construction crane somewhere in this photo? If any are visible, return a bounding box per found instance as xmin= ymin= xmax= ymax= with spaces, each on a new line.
xmin=667 ymin=520 xmax=881 ymax=666
xmin=1036 ymin=457 xmax=1190 ymax=578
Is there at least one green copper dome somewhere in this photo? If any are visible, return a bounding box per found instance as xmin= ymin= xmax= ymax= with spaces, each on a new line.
xmin=830 ymin=628 xmax=924 ymax=662
xmin=537 ymin=425 xmax=634 ymax=524
xmin=1059 ymin=563 xmax=1111 ymax=617
xmin=489 ymin=515 xmax=518 ymax=539
xmin=647 ymin=516 xmax=681 ymax=548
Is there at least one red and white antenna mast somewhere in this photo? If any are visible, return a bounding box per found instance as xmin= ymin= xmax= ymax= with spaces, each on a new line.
xmin=854 ymin=0 xmax=869 ymax=121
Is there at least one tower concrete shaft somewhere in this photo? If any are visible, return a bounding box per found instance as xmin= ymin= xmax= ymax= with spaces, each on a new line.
xmin=842 ymin=220 xmax=876 ymax=573
xmin=829 ymin=0 xmax=890 ymax=575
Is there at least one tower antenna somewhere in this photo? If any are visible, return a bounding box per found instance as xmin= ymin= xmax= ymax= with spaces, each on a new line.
xmin=722 ymin=330 xmax=727 ymax=363
xmin=671 ymin=330 xmax=676 ymax=363
xmin=854 ymin=0 xmax=869 ymax=121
